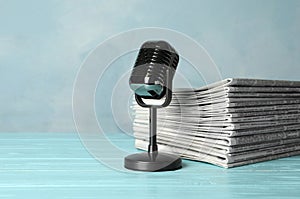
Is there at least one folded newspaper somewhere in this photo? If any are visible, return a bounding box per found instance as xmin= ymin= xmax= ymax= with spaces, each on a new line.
xmin=132 ymin=78 xmax=300 ymax=168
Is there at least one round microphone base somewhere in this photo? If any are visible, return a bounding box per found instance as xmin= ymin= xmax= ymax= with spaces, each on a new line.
xmin=124 ymin=152 xmax=182 ymax=172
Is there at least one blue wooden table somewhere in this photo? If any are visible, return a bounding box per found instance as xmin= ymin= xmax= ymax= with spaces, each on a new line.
xmin=0 ymin=132 xmax=299 ymax=199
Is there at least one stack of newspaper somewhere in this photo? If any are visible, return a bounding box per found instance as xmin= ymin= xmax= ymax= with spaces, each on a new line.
xmin=132 ymin=78 xmax=300 ymax=168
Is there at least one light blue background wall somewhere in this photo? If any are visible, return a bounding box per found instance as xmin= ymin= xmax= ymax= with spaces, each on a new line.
xmin=0 ymin=0 xmax=300 ymax=132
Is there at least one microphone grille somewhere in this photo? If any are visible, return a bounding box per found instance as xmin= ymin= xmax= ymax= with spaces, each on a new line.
xmin=134 ymin=40 xmax=179 ymax=70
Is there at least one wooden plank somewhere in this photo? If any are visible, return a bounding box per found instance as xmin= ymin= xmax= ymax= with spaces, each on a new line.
xmin=0 ymin=132 xmax=299 ymax=199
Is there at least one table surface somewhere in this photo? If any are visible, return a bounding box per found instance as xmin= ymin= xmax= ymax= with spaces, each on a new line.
xmin=0 ymin=132 xmax=299 ymax=199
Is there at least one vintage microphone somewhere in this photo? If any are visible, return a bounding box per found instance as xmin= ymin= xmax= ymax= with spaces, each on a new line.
xmin=124 ymin=40 xmax=182 ymax=171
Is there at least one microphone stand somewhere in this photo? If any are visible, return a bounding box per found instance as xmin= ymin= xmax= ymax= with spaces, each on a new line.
xmin=149 ymin=107 xmax=158 ymax=153
xmin=124 ymin=69 xmax=182 ymax=171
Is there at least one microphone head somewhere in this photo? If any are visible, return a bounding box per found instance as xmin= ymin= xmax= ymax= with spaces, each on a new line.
xmin=129 ymin=40 xmax=179 ymax=99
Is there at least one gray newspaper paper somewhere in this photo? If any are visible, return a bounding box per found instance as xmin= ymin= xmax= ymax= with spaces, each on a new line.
xmin=132 ymin=78 xmax=300 ymax=168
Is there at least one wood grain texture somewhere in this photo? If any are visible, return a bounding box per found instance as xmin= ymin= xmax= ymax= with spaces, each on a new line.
xmin=0 ymin=132 xmax=299 ymax=199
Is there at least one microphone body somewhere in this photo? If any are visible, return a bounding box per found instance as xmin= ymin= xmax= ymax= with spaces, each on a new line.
xmin=129 ymin=41 xmax=179 ymax=99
